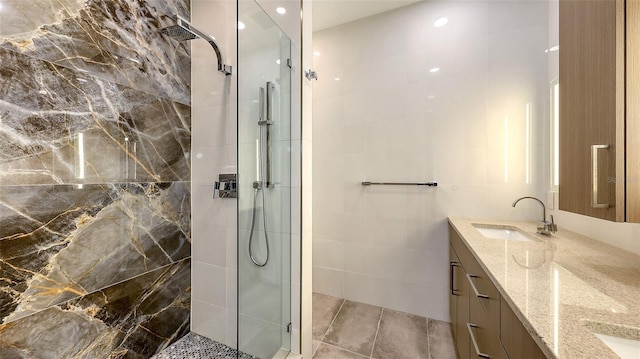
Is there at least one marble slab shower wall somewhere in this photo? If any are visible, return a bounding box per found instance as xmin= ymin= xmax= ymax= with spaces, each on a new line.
xmin=0 ymin=0 xmax=192 ymax=357
xmin=0 ymin=182 xmax=191 ymax=322
xmin=0 ymin=258 xmax=191 ymax=359
xmin=0 ymin=0 xmax=192 ymax=105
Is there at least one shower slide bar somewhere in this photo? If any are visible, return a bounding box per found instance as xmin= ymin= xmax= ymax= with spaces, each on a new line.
xmin=361 ymin=181 xmax=438 ymax=187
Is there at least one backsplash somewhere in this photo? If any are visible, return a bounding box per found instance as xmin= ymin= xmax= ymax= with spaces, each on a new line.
xmin=0 ymin=0 xmax=192 ymax=357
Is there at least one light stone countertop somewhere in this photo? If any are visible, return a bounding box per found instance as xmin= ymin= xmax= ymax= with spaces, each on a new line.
xmin=448 ymin=217 xmax=640 ymax=359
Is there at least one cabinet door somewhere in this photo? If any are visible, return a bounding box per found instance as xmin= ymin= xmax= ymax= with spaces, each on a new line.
xmin=455 ymin=255 xmax=469 ymax=359
xmin=559 ymin=0 xmax=625 ymax=221
xmin=500 ymin=298 xmax=546 ymax=359
xmin=450 ymin=246 xmax=459 ymax=339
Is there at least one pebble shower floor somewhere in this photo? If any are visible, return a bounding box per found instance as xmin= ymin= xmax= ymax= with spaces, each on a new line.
xmin=152 ymin=332 xmax=259 ymax=359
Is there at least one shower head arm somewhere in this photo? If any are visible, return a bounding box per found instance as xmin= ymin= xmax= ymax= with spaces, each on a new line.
xmin=176 ymin=16 xmax=232 ymax=75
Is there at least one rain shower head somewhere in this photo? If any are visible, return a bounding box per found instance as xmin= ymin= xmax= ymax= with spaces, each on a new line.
xmin=160 ymin=25 xmax=198 ymax=42
xmin=161 ymin=15 xmax=232 ymax=75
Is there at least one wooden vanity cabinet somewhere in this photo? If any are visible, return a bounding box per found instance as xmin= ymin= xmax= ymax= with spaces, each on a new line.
xmin=449 ymin=225 xmax=548 ymax=359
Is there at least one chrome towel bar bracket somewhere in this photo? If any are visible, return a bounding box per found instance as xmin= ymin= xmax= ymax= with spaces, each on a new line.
xmin=361 ymin=181 xmax=438 ymax=187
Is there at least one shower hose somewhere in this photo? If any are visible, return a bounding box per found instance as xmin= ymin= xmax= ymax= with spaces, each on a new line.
xmin=248 ymin=185 xmax=270 ymax=267
xmin=248 ymin=119 xmax=270 ymax=267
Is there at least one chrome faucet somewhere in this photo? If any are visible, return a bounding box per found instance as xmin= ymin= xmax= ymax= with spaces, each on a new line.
xmin=512 ymin=196 xmax=557 ymax=236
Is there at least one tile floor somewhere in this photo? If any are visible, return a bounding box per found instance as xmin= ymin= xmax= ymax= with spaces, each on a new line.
xmin=312 ymin=293 xmax=457 ymax=359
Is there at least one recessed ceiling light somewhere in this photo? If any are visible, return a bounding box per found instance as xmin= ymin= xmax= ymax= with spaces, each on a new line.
xmin=427 ymin=95 xmax=435 ymax=99
xmin=313 ymin=51 xmax=320 ymax=56
xmin=276 ymin=7 xmax=286 ymax=15
xmin=276 ymin=59 xmax=281 ymax=65
xmin=334 ymin=78 xmax=340 ymax=81
xmin=238 ymin=21 xmax=246 ymax=30
xmin=434 ymin=17 xmax=448 ymax=27
xmin=429 ymin=67 xmax=440 ymax=73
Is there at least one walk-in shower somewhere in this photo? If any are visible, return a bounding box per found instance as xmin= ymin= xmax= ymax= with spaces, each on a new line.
xmin=161 ymin=15 xmax=232 ymax=75
xmin=162 ymin=3 xmax=295 ymax=356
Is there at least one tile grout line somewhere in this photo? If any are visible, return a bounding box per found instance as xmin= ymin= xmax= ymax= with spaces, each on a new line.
xmin=426 ymin=318 xmax=432 ymax=359
xmin=368 ymin=307 xmax=384 ymax=359
xmin=316 ymin=298 xmax=347 ymax=357
xmin=320 ymin=341 xmax=369 ymax=359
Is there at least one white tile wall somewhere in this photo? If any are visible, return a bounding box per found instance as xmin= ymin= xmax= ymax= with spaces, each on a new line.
xmin=312 ymin=0 xmax=550 ymax=322
xmin=191 ymin=299 xmax=228 ymax=341
xmin=301 ymin=1 xmax=314 ymax=357
xmin=190 ymin=0 xmax=238 ymax=347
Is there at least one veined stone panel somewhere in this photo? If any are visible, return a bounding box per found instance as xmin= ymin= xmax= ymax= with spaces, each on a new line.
xmin=0 ymin=259 xmax=191 ymax=359
xmin=0 ymin=0 xmax=193 ymax=357
xmin=0 ymin=0 xmax=192 ymax=105
xmin=0 ymin=46 xmax=191 ymax=185
xmin=0 ymin=182 xmax=191 ymax=323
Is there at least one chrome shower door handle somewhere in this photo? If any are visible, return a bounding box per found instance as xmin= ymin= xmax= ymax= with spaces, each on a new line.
xmin=591 ymin=144 xmax=611 ymax=208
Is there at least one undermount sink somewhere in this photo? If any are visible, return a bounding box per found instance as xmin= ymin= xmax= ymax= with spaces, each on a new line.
xmin=584 ymin=321 xmax=640 ymax=359
xmin=472 ymin=224 xmax=538 ymax=242
xmin=595 ymin=333 xmax=640 ymax=358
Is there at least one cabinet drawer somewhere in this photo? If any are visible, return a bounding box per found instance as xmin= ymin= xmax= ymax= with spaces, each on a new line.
xmin=465 ymin=264 xmax=500 ymax=336
xmin=451 ymin=225 xmax=501 ymax=334
xmin=468 ymin=294 xmax=508 ymax=359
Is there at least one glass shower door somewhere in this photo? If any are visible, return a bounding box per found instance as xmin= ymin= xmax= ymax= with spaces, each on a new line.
xmin=237 ymin=0 xmax=292 ymax=358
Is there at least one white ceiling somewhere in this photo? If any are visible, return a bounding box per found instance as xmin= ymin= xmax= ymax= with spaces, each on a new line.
xmin=312 ymin=0 xmax=423 ymax=32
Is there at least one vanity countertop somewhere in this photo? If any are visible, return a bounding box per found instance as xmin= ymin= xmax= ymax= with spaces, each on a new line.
xmin=448 ymin=217 xmax=640 ymax=359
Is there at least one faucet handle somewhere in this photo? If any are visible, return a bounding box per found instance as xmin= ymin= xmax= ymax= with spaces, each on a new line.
xmin=549 ymin=215 xmax=557 ymax=233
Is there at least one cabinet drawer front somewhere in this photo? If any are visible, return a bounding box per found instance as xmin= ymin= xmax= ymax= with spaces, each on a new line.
xmin=466 ymin=270 xmax=500 ymax=335
xmin=450 ymin=225 xmax=501 ymax=332
xmin=468 ymin=295 xmax=507 ymax=359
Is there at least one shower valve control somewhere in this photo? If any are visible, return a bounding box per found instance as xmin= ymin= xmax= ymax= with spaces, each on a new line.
xmin=305 ymin=69 xmax=318 ymax=81
xmin=214 ymin=174 xmax=237 ymax=199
